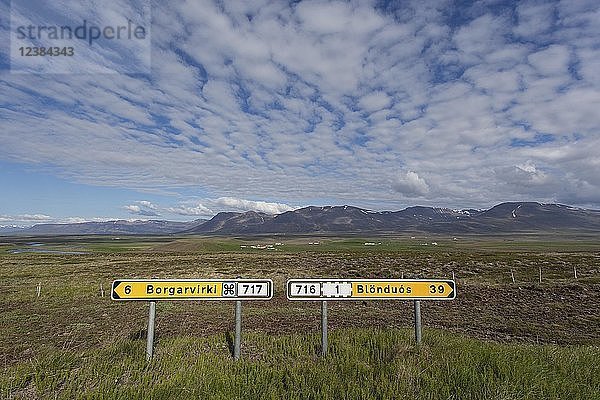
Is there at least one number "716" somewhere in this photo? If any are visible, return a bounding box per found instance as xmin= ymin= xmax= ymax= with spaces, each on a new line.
xmin=295 ymin=284 xmax=318 ymax=295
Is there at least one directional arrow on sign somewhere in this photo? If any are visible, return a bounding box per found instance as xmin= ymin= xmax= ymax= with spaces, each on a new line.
xmin=112 ymin=280 xmax=124 ymax=299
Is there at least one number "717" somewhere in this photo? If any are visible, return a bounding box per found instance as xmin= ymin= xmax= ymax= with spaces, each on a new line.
xmin=241 ymin=284 xmax=263 ymax=294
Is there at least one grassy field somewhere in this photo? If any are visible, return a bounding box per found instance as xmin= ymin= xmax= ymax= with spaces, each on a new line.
xmin=3 ymin=329 xmax=599 ymax=400
xmin=1 ymin=235 xmax=599 ymax=399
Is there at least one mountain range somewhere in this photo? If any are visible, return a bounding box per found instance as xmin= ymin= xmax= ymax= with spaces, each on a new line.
xmin=184 ymin=202 xmax=600 ymax=235
xmin=2 ymin=202 xmax=600 ymax=236
xmin=0 ymin=219 xmax=204 ymax=235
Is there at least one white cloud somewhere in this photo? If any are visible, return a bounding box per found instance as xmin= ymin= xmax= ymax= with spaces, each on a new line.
xmin=139 ymin=201 xmax=158 ymax=210
xmin=0 ymin=214 xmax=118 ymax=226
xmin=215 ymin=197 xmax=295 ymax=214
xmin=124 ymin=202 xmax=161 ymax=217
xmin=500 ymin=161 xmax=552 ymax=188
xmin=162 ymin=197 xmax=295 ymax=217
xmin=453 ymin=14 xmax=509 ymax=62
xmin=0 ymin=214 xmax=53 ymax=222
xmin=122 ymin=197 xmax=295 ymax=218
xmin=392 ymin=172 xmax=430 ymax=197
xmin=514 ymin=2 xmax=556 ymax=38
xmin=358 ymin=91 xmax=392 ymax=113
xmin=166 ymin=203 xmax=214 ymax=217
xmin=124 ymin=205 xmax=141 ymax=213
xmin=528 ymin=45 xmax=571 ymax=76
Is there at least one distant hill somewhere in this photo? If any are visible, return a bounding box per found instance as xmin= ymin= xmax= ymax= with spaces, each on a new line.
xmin=3 ymin=202 xmax=599 ymax=237
xmin=4 ymin=219 xmax=205 ymax=236
xmin=0 ymin=225 xmax=27 ymax=234
xmin=184 ymin=202 xmax=600 ymax=235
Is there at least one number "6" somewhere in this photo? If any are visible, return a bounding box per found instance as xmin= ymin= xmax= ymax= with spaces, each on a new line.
xmin=124 ymin=285 xmax=132 ymax=295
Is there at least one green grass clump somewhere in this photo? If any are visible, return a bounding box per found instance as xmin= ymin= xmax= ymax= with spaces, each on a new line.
xmin=2 ymin=328 xmax=599 ymax=400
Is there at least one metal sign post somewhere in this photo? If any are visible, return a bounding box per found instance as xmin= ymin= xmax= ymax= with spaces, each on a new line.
xmin=414 ymin=300 xmax=422 ymax=345
xmin=146 ymin=301 xmax=156 ymax=361
xmin=234 ymin=300 xmax=242 ymax=360
xmin=287 ymin=278 xmax=455 ymax=351
xmin=321 ymin=300 xmax=328 ymax=356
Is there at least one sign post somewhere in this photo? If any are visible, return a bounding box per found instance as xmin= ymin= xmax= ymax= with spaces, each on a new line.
xmin=321 ymin=300 xmax=328 ymax=356
xmin=112 ymin=279 xmax=273 ymax=361
xmin=287 ymin=279 xmax=455 ymax=350
xmin=146 ymin=301 xmax=156 ymax=361
xmin=414 ymin=300 xmax=422 ymax=345
xmin=234 ymin=300 xmax=242 ymax=360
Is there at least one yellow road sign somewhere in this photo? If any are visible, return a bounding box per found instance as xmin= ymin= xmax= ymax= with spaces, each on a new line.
xmin=287 ymin=279 xmax=455 ymax=300
xmin=111 ymin=279 xmax=273 ymax=301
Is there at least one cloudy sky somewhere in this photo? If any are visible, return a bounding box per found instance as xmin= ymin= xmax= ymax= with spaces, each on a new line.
xmin=1 ymin=0 xmax=599 ymax=225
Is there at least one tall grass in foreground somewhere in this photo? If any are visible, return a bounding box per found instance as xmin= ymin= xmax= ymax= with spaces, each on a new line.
xmin=2 ymin=328 xmax=599 ymax=400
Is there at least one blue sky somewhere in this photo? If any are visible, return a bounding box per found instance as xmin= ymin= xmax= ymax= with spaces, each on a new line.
xmin=1 ymin=0 xmax=600 ymax=226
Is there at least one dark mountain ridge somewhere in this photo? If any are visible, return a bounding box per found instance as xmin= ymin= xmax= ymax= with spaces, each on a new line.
xmin=185 ymin=202 xmax=600 ymax=235
xmin=3 ymin=202 xmax=599 ymax=236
